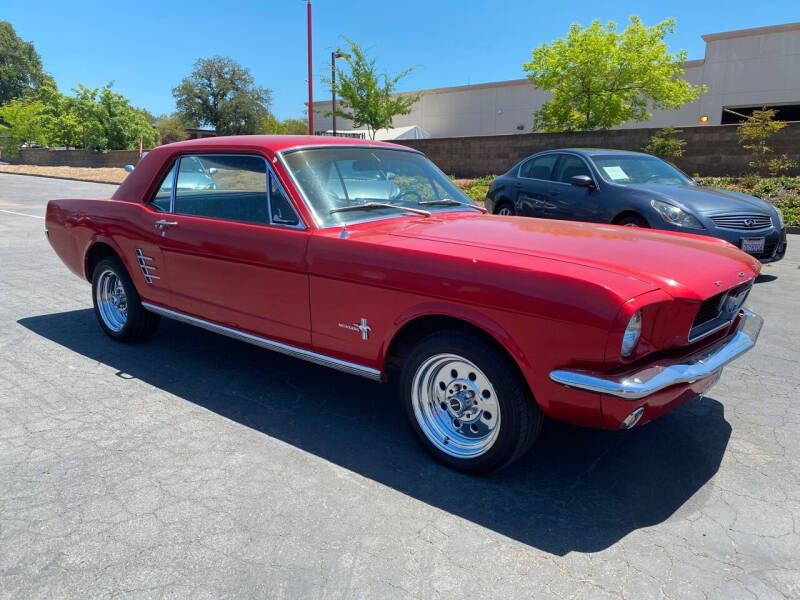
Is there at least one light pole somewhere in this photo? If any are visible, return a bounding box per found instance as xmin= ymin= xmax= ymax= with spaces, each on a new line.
xmin=331 ymin=49 xmax=350 ymax=136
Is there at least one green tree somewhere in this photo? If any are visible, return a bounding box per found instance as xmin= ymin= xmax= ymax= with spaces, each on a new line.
xmin=737 ymin=108 xmax=798 ymax=176
xmin=36 ymin=84 xmax=81 ymax=148
xmin=0 ymin=21 xmax=51 ymax=104
xmin=323 ymin=38 xmax=421 ymax=140
xmin=172 ymin=56 xmax=271 ymax=135
xmin=72 ymin=83 xmax=158 ymax=151
xmin=156 ymin=114 xmax=187 ymax=144
xmin=523 ymin=16 xmax=704 ymax=132
xmin=0 ymin=96 xmax=47 ymax=158
xmin=643 ymin=127 xmax=686 ymax=160
xmin=261 ymin=114 xmax=308 ymax=135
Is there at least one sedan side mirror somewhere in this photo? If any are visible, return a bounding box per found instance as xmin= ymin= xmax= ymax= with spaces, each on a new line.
xmin=570 ymin=175 xmax=595 ymax=189
xmin=208 ymin=167 xmax=218 ymax=175
xmin=124 ymin=165 xmax=135 ymax=172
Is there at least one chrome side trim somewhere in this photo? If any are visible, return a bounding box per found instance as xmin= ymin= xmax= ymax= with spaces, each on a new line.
xmin=141 ymin=302 xmax=382 ymax=381
xmin=549 ymin=311 xmax=763 ymax=400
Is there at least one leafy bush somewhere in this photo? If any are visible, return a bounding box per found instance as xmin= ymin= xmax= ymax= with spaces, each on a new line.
xmin=460 ymin=175 xmax=497 ymax=203
xmin=643 ymin=127 xmax=685 ymax=160
xmin=696 ymin=176 xmax=800 ymax=226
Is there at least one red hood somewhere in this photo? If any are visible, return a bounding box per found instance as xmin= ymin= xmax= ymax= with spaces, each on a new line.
xmin=362 ymin=213 xmax=760 ymax=300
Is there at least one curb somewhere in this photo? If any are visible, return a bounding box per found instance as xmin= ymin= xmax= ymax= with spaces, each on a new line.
xmin=0 ymin=171 xmax=122 ymax=186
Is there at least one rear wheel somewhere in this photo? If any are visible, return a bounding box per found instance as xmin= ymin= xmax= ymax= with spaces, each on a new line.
xmin=616 ymin=214 xmax=649 ymax=228
xmin=495 ymin=202 xmax=515 ymax=216
xmin=92 ymin=256 xmax=160 ymax=342
xmin=401 ymin=330 xmax=542 ymax=474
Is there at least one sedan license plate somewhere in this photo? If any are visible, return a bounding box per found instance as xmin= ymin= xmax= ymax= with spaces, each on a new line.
xmin=741 ymin=237 xmax=765 ymax=254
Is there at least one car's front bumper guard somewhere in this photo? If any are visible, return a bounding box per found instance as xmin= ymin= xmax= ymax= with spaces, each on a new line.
xmin=549 ymin=311 xmax=763 ymax=400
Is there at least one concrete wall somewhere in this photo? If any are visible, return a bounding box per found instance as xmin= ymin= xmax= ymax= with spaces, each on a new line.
xmin=9 ymin=148 xmax=141 ymax=167
xmin=395 ymin=122 xmax=800 ymax=178
xmin=313 ymin=22 xmax=800 ymax=137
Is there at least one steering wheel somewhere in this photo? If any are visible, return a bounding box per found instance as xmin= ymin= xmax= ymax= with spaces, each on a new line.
xmin=391 ymin=190 xmax=423 ymax=204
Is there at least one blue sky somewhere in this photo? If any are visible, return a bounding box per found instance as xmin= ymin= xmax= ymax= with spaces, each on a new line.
xmin=4 ymin=1 xmax=799 ymax=120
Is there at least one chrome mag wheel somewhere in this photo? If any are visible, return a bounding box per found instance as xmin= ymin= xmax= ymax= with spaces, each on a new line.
xmin=411 ymin=353 xmax=501 ymax=459
xmin=95 ymin=269 xmax=128 ymax=332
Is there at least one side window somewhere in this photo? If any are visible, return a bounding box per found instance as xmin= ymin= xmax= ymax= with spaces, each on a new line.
xmin=519 ymin=155 xmax=558 ymax=180
xmin=270 ymin=174 xmax=300 ymax=226
xmin=554 ymin=155 xmax=592 ymax=183
xmin=150 ymin=164 xmax=175 ymax=212
xmin=173 ymin=155 xmax=268 ymax=224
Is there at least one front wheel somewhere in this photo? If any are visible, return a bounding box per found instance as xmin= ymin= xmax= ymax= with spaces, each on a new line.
xmin=616 ymin=214 xmax=649 ymax=228
xmin=495 ymin=202 xmax=515 ymax=216
xmin=401 ymin=330 xmax=542 ymax=474
xmin=92 ymin=256 xmax=160 ymax=342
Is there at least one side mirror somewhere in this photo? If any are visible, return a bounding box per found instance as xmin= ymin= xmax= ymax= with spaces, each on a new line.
xmin=570 ymin=175 xmax=595 ymax=189
xmin=124 ymin=165 xmax=135 ymax=172
xmin=208 ymin=167 xmax=218 ymax=175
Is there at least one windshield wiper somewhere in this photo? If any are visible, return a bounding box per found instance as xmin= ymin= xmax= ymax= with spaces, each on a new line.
xmin=418 ymin=198 xmax=487 ymax=213
xmin=330 ymin=202 xmax=431 ymax=217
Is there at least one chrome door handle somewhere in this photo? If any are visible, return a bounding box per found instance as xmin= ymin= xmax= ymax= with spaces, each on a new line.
xmin=154 ymin=220 xmax=178 ymax=230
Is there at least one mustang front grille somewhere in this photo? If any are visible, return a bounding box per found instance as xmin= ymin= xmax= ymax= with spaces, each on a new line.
xmin=689 ymin=282 xmax=752 ymax=342
xmin=709 ymin=214 xmax=772 ymax=230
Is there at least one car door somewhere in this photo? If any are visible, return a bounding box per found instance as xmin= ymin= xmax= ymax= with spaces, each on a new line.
xmin=542 ymin=154 xmax=599 ymax=222
xmin=515 ymin=154 xmax=559 ymax=217
xmin=155 ymin=153 xmax=312 ymax=347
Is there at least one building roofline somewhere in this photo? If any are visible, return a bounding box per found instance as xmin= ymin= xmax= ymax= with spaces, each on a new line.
xmin=702 ymin=21 xmax=800 ymax=42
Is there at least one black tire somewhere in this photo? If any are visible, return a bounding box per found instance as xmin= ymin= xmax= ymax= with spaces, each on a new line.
xmin=494 ymin=201 xmax=515 ymax=216
xmin=400 ymin=329 xmax=542 ymax=474
xmin=615 ymin=214 xmax=649 ymax=228
xmin=91 ymin=256 xmax=160 ymax=342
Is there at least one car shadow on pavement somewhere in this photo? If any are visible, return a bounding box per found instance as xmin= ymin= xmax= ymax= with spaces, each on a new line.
xmin=19 ymin=309 xmax=732 ymax=556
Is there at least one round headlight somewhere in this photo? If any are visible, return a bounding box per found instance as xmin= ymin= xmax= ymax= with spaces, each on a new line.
xmin=621 ymin=310 xmax=642 ymax=357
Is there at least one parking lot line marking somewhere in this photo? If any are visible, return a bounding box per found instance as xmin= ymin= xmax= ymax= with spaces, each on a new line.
xmin=0 ymin=209 xmax=45 ymax=219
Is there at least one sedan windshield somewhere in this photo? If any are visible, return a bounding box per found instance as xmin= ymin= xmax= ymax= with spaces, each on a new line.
xmin=591 ymin=155 xmax=693 ymax=186
xmin=281 ymin=147 xmax=476 ymax=226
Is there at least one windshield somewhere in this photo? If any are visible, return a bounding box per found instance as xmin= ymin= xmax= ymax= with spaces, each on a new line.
xmin=591 ymin=155 xmax=693 ymax=186
xmin=281 ymin=147 xmax=476 ymax=226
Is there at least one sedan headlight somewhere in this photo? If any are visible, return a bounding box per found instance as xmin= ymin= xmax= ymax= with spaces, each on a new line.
xmin=774 ymin=207 xmax=784 ymax=227
xmin=621 ymin=310 xmax=642 ymax=357
xmin=650 ymin=199 xmax=704 ymax=229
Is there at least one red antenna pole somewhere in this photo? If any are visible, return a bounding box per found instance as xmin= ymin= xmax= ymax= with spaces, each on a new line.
xmin=307 ymin=1 xmax=313 ymax=135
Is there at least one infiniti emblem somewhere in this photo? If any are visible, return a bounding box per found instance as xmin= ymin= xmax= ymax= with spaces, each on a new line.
xmin=743 ymin=218 xmax=756 ymax=228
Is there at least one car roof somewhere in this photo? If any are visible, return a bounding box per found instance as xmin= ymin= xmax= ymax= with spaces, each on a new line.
xmin=541 ymin=148 xmax=652 ymax=157
xmin=162 ymin=134 xmax=410 ymax=153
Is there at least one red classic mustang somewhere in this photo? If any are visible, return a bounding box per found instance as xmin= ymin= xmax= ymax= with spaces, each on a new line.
xmin=46 ymin=136 xmax=763 ymax=473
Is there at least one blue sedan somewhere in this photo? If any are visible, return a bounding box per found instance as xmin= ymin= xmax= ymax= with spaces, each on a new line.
xmin=485 ymin=149 xmax=787 ymax=263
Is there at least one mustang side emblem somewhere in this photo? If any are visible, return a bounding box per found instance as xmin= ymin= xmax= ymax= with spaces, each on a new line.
xmin=135 ymin=249 xmax=160 ymax=284
xmin=338 ymin=318 xmax=371 ymax=341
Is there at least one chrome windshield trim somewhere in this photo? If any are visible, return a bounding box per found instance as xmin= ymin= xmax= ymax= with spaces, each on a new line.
xmin=549 ymin=311 xmax=762 ymax=400
xmin=141 ymin=302 xmax=382 ymax=381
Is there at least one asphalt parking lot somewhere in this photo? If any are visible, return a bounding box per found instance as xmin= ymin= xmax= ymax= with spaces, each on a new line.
xmin=1 ymin=172 xmax=798 ymax=599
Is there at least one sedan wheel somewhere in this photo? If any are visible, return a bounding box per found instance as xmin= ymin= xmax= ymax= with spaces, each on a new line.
xmin=401 ymin=329 xmax=542 ymax=473
xmin=496 ymin=204 xmax=515 ymax=216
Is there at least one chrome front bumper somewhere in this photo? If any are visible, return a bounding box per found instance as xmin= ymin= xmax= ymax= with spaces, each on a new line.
xmin=549 ymin=311 xmax=763 ymax=400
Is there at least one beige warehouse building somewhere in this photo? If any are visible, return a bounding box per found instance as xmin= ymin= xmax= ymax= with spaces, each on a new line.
xmin=313 ymin=22 xmax=800 ymax=138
